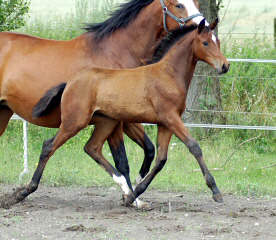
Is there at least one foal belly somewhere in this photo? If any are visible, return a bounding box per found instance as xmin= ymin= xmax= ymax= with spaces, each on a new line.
xmin=99 ymin=102 xmax=157 ymax=123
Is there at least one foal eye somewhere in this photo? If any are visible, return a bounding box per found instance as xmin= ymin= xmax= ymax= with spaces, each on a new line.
xmin=176 ymin=3 xmax=184 ymax=9
xmin=203 ymin=41 xmax=209 ymax=46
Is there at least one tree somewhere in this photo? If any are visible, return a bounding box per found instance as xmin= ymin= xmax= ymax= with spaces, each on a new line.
xmin=0 ymin=0 xmax=30 ymax=32
xmin=185 ymin=0 xmax=224 ymax=126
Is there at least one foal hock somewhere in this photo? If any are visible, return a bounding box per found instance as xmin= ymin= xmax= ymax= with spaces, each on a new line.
xmin=33 ymin=19 xmax=229 ymax=206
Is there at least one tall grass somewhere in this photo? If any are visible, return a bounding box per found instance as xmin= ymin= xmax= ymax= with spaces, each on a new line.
xmin=20 ymin=0 xmax=116 ymax=40
xmin=1 ymin=0 xmax=275 ymax=197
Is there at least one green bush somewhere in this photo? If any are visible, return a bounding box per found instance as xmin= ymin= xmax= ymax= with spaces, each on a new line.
xmin=0 ymin=0 xmax=30 ymax=31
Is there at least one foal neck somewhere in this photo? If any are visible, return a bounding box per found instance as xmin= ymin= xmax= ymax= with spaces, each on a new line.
xmin=160 ymin=31 xmax=197 ymax=92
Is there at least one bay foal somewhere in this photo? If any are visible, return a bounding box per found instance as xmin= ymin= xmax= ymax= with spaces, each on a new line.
xmin=33 ymin=19 xmax=229 ymax=206
xmin=0 ymin=0 xmax=204 ymax=208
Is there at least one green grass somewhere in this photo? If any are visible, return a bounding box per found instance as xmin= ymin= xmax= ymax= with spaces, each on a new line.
xmin=1 ymin=122 xmax=275 ymax=198
xmin=1 ymin=0 xmax=275 ymax=198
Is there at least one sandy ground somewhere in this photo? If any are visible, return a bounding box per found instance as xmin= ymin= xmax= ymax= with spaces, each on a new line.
xmin=0 ymin=185 xmax=276 ymax=240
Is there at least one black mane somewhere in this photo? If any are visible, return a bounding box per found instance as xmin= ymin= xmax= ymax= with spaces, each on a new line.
xmin=85 ymin=0 xmax=154 ymax=41
xmin=148 ymin=24 xmax=198 ymax=64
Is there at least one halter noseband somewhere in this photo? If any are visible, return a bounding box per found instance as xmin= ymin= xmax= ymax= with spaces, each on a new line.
xmin=160 ymin=0 xmax=202 ymax=32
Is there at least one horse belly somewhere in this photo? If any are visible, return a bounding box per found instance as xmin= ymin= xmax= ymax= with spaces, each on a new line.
xmin=0 ymin=38 xmax=90 ymax=127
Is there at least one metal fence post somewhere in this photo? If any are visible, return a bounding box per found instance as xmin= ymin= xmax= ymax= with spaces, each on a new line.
xmin=19 ymin=120 xmax=29 ymax=182
xmin=274 ymin=18 xmax=276 ymax=48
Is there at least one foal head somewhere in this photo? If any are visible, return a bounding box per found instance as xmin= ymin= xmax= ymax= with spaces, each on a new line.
xmin=193 ymin=19 xmax=230 ymax=74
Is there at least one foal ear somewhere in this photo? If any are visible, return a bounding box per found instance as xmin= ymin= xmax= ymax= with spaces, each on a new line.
xmin=210 ymin=18 xmax=219 ymax=30
xmin=198 ymin=18 xmax=206 ymax=34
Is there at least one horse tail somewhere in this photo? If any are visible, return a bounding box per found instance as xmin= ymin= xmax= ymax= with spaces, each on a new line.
xmin=32 ymin=83 xmax=66 ymax=118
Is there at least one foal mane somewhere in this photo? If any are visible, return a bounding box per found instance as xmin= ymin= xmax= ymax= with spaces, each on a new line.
xmin=148 ymin=24 xmax=198 ymax=64
xmin=85 ymin=0 xmax=154 ymax=41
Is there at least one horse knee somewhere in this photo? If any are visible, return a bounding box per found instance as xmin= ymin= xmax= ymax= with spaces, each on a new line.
xmin=84 ymin=143 xmax=100 ymax=160
xmin=84 ymin=144 xmax=95 ymax=156
xmin=187 ymin=140 xmax=202 ymax=158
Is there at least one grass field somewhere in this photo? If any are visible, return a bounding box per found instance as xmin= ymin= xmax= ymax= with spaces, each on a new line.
xmin=28 ymin=0 xmax=276 ymax=34
xmin=0 ymin=122 xmax=275 ymax=198
xmin=0 ymin=0 xmax=275 ymax=198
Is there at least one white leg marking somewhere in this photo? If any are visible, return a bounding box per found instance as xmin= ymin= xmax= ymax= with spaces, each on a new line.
xmin=132 ymin=198 xmax=150 ymax=209
xmin=113 ymin=175 xmax=131 ymax=195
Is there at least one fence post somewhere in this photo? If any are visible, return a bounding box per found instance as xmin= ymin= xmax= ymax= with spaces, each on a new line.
xmin=274 ymin=18 xmax=276 ymax=48
xmin=19 ymin=120 xmax=29 ymax=182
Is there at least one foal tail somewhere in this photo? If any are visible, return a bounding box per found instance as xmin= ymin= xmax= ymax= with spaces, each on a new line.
xmin=32 ymin=83 xmax=66 ymax=118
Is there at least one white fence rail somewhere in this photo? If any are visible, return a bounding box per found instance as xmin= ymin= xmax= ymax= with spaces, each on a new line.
xmin=8 ymin=58 xmax=276 ymax=180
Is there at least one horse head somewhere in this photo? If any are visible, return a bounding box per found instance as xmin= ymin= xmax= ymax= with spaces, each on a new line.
xmin=160 ymin=0 xmax=203 ymax=32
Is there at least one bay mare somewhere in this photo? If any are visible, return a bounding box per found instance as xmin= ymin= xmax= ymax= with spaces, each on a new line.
xmin=32 ymin=19 xmax=229 ymax=206
xmin=0 ymin=0 xmax=204 ymax=208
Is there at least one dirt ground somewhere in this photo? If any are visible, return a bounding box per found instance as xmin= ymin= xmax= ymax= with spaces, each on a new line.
xmin=0 ymin=185 xmax=276 ymax=240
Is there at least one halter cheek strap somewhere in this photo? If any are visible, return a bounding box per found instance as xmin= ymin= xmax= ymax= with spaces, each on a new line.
xmin=160 ymin=0 xmax=203 ymax=32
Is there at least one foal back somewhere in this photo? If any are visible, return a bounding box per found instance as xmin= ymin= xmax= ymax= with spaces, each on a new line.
xmin=63 ymin=64 xmax=181 ymax=124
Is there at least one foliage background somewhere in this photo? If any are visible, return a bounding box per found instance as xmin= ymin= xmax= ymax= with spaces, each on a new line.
xmin=0 ymin=0 xmax=30 ymax=31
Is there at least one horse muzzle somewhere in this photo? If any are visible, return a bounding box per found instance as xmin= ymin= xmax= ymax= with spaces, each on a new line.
xmin=217 ymin=62 xmax=230 ymax=74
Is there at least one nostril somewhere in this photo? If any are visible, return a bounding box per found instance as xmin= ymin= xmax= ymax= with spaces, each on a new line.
xmin=222 ymin=63 xmax=228 ymax=73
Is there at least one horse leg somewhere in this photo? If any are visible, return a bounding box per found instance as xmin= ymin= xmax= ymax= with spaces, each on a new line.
xmin=0 ymin=106 xmax=13 ymax=136
xmin=166 ymin=114 xmax=223 ymax=203
xmin=107 ymin=122 xmax=152 ymax=208
xmin=122 ymin=123 xmax=155 ymax=184
xmin=0 ymin=109 xmax=91 ymax=209
xmin=107 ymin=122 xmax=132 ymax=193
xmin=124 ymin=125 xmax=172 ymax=205
xmin=84 ymin=119 xmax=136 ymax=203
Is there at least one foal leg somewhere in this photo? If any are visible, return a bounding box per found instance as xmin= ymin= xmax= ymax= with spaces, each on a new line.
xmin=0 ymin=122 xmax=85 ymax=209
xmin=124 ymin=125 xmax=172 ymax=205
xmin=167 ymin=114 xmax=223 ymax=203
xmin=0 ymin=106 xmax=13 ymax=137
xmin=123 ymin=123 xmax=155 ymax=184
xmin=84 ymin=119 xmax=135 ymax=202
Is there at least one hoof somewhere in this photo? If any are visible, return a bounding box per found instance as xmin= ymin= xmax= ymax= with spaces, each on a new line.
xmin=131 ymin=198 xmax=151 ymax=210
xmin=0 ymin=187 xmax=28 ymax=209
xmin=213 ymin=192 xmax=223 ymax=203
xmin=122 ymin=193 xmax=136 ymax=207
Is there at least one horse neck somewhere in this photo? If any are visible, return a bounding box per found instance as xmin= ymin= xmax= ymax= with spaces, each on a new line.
xmin=160 ymin=33 xmax=197 ymax=93
xmin=88 ymin=1 xmax=165 ymax=67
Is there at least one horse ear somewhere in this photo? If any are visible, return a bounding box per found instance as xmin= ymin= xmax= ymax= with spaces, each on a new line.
xmin=210 ymin=18 xmax=219 ymax=30
xmin=198 ymin=18 xmax=205 ymax=34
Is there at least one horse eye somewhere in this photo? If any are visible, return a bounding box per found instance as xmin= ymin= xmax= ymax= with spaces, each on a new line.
xmin=203 ymin=41 xmax=209 ymax=46
xmin=176 ymin=4 xmax=184 ymax=9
